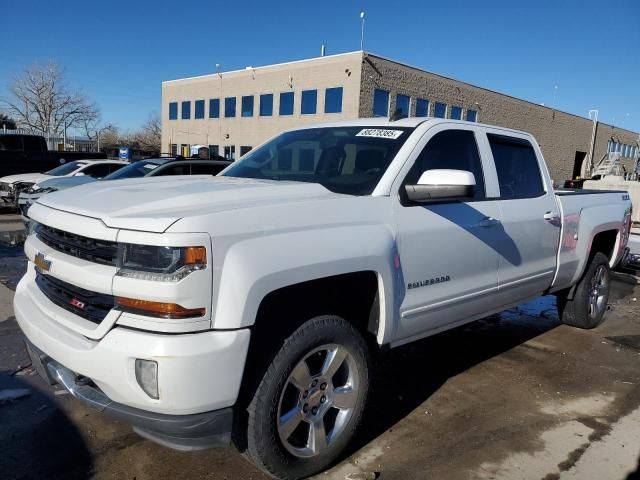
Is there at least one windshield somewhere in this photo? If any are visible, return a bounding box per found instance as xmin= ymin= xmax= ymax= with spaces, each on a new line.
xmin=46 ymin=161 xmax=83 ymax=176
xmin=103 ymin=159 xmax=167 ymax=180
xmin=222 ymin=126 xmax=413 ymax=195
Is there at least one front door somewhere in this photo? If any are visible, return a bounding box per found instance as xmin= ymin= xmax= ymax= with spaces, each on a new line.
xmin=393 ymin=127 xmax=502 ymax=341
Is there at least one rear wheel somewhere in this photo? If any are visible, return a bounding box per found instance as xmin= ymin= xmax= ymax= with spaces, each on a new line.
xmin=557 ymin=252 xmax=611 ymax=329
xmin=244 ymin=315 xmax=370 ymax=479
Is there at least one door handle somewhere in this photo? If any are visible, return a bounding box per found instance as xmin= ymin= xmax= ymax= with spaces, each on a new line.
xmin=543 ymin=211 xmax=561 ymax=226
xmin=476 ymin=216 xmax=501 ymax=228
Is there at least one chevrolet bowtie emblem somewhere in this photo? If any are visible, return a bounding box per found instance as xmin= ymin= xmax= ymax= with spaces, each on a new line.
xmin=34 ymin=252 xmax=51 ymax=272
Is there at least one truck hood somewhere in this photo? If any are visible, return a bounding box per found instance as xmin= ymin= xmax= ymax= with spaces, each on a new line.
xmin=0 ymin=173 xmax=52 ymax=185
xmin=36 ymin=175 xmax=340 ymax=232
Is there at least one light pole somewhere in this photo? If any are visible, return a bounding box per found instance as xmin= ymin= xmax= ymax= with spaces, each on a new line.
xmin=360 ymin=11 xmax=365 ymax=51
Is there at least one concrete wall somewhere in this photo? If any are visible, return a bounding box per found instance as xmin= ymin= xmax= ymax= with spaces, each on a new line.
xmin=359 ymin=54 xmax=639 ymax=182
xmin=161 ymin=52 xmax=363 ymax=158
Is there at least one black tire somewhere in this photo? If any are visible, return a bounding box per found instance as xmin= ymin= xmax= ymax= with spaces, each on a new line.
xmin=557 ymin=252 xmax=611 ymax=329
xmin=244 ymin=315 xmax=370 ymax=480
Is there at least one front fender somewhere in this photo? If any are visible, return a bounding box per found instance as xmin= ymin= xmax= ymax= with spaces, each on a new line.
xmin=211 ymin=224 xmax=399 ymax=345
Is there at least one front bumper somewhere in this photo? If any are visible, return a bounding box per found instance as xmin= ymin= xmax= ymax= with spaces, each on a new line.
xmin=14 ymin=272 xmax=251 ymax=416
xmin=26 ymin=339 xmax=233 ymax=450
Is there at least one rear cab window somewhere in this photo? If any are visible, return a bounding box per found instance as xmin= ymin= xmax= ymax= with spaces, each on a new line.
xmin=487 ymin=134 xmax=545 ymax=199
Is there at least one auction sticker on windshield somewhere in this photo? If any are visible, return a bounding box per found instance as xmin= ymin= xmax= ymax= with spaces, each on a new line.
xmin=356 ymin=129 xmax=404 ymax=139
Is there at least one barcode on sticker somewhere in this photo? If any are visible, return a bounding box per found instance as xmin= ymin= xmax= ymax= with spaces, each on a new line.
xmin=356 ymin=129 xmax=403 ymax=139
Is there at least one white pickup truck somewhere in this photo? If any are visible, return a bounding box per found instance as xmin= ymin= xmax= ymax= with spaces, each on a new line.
xmin=15 ymin=118 xmax=632 ymax=479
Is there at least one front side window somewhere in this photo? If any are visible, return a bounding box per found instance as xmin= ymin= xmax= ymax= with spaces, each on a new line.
xmin=488 ymin=134 xmax=544 ymax=199
xmin=434 ymin=102 xmax=447 ymax=118
xmin=279 ymin=92 xmax=294 ymax=115
xmin=260 ymin=94 xmax=273 ymax=116
xmin=324 ymin=87 xmax=343 ymax=113
xmin=225 ymin=97 xmax=236 ymax=117
xmin=104 ymin=160 xmax=166 ymax=180
xmin=466 ymin=109 xmax=477 ymax=122
xmin=373 ymin=89 xmax=389 ymax=117
xmin=222 ymin=126 xmax=414 ymax=196
xmin=242 ymin=96 xmax=254 ymax=117
xmin=301 ymin=90 xmax=317 ymax=114
xmin=209 ymin=99 xmax=220 ymax=118
xmin=169 ymin=102 xmax=178 ymax=120
xmin=181 ymin=101 xmax=191 ymax=119
xmin=450 ymin=106 xmax=462 ymax=120
xmin=395 ymin=94 xmax=410 ymax=118
xmin=403 ymin=130 xmax=485 ymax=200
xmin=416 ymin=98 xmax=429 ymax=117
xmin=195 ymin=100 xmax=205 ymax=119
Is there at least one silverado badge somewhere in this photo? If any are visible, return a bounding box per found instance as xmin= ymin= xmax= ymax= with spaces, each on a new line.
xmin=34 ymin=252 xmax=51 ymax=272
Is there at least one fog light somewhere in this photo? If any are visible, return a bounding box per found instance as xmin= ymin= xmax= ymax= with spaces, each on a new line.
xmin=135 ymin=359 xmax=158 ymax=399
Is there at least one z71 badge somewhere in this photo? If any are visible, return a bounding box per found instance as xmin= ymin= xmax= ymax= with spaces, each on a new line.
xmin=34 ymin=252 xmax=51 ymax=272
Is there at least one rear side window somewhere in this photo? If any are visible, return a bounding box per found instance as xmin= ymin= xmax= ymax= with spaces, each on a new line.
xmin=81 ymin=163 xmax=112 ymax=178
xmin=488 ymin=134 xmax=544 ymax=199
xmin=403 ymin=129 xmax=485 ymax=200
xmin=191 ymin=163 xmax=227 ymax=175
xmin=23 ymin=136 xmax=43 ymax=152
xmin=0 ymin=135 xmax=23 ymax=151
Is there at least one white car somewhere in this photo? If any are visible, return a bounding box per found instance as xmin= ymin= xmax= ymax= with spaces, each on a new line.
xmin=15 ymin=118 xmax=632 ymax=479
xmin=0 ymin=159 xmax=127 ymax=206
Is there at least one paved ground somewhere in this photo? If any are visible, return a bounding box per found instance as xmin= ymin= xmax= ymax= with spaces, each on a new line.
xmin=2 ymin=217 xmax=640 ymax=480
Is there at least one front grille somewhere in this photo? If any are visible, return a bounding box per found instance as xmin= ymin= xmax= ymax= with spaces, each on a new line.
xmin=35 ymin=270 xmax=114 ymax=324
xmin=36 ymin=224 xmax=118 ymax=266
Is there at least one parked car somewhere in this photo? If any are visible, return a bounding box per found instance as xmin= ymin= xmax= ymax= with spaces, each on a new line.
xmin=1 ymin=159 xmax=127 ymax=208
xmin=18 ymin=158 xmax=232 ymax=222
xmin=0 ymin=133 xmax=106 ymax=178
xmin=15 ymin=118 xmax=632 ymax=479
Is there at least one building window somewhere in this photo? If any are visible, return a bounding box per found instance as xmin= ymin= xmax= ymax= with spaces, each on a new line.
xmin=395 ymin=94 xmax=410 ymax=118
xmin=209 ymin=99 xmax=220 ymax=118
xmin=180 ymin=144 xmax=189 ymax=156
xmin=373 ymin=89 xmax=390 ymax=117
xmin=241 ymin=95 xmax=254 ymax=117
xmin=224 ymin=145 xmax=236 ymax=160
xmin=240 ymin=146 xmax=252 ymax=156
xmin=466 ymin=109 xmax=478 ymax=122
xmin=415 ymin=98 xmax=429 ymax=117
xmin=181 ymin=101 xmax=191 ymax=119
xmin=301 ymin=90 xmax=317 ymax=114
xmin=195 ymin=100 xmax=205 ymax=119
xmin=279 ymin=92 xmax=294 ymax=115
xmin=324 ymin=87 xmax=343 ymax=113
xmin=434 ymin=102 xmax=447 ymax=118
xmin=208 ymin=145 xmax=219 ymax=158
xmin=450 ymin=106 xmax=462 ymax=120
xmin=225 ymin=97 xmax=236 ymax=117
xmin=170 ymin=144 xmax=177 ymax=155
xmin=260 ymin=94 xmax=273 ymax=116
xmin=169 ymin=102 xmax=178 ymax=120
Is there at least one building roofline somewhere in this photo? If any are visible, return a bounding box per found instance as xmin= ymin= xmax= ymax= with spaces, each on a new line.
xmin=364 ymin=52 xmax=639 ymax=136
xmin=162 ymin=50 xmax=363 ymax=84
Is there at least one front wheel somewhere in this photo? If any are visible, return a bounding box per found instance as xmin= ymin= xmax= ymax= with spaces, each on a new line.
xmin=557 ymin=252 xmax=611 ymax=329
xmin=244 ymin=315 xmax=370 ymax=479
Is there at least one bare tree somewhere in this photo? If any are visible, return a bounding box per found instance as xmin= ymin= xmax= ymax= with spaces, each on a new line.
xmin=1 ymin=61 xmax=100 ymax=135
xmin=131 ymin=114 xmax=161 ymax=154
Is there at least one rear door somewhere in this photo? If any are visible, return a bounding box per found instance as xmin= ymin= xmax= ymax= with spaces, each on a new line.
xmin=393 ymin=124 xmax=502 ymax=340
xmin=484 ymin=132 xmax=561 ymax=306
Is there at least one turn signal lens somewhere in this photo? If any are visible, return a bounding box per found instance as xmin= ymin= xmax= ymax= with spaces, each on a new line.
xmin=184 ymin=246 xmax=207 ymax=265
xmin=116 ymin=296 xmax=206 ymax=319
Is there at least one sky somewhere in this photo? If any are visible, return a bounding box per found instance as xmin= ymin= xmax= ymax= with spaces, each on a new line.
xmin=1 ymin=0 xmax=639 ymax=133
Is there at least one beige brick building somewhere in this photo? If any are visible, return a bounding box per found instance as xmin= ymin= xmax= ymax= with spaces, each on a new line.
xmin=162 ymin=51 xmax=639 ymax=182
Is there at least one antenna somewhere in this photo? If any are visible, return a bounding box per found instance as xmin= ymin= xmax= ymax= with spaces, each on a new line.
xmin=360 ymin=11 xmax=365 ymax=51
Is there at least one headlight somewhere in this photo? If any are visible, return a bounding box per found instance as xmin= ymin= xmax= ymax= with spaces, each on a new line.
xmin=28 ymin=220 xmax=40 ymax=236
xmin=116 ymin=244 xmax=207 ymax=282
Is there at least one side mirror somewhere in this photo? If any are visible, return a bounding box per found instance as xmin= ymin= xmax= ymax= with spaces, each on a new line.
xmin=405 ymin=169 xmax=475 ymax=203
